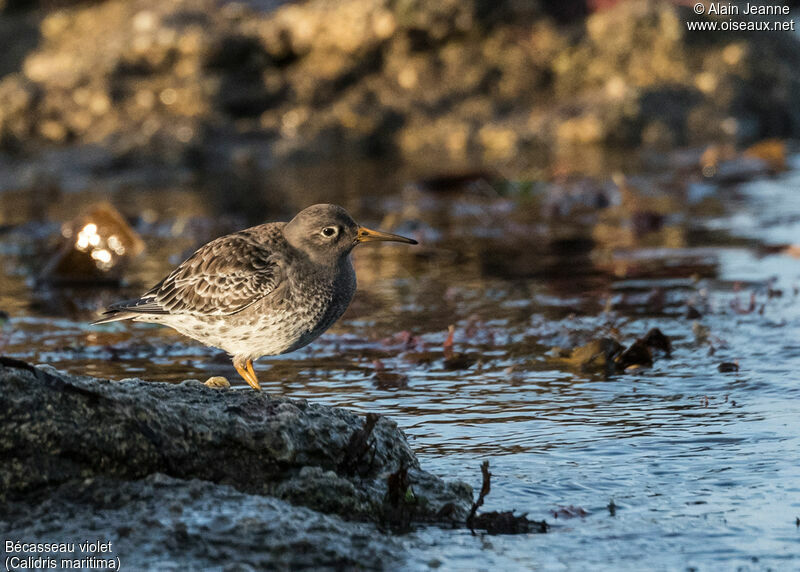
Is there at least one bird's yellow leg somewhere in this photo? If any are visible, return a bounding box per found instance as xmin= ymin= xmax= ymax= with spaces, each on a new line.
xmin=246 ymin=359 xmax=259 ymax=387
xmin=234 ymin=359 xmax=261 ymax=391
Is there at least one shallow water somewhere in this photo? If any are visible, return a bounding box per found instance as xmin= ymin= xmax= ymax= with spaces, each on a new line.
xmin=1 ymin=151 xmax=800 ymax=570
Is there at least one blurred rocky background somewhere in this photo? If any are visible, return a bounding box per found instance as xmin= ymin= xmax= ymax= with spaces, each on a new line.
xmin=2 ymin=0 xmax=800 ymax=192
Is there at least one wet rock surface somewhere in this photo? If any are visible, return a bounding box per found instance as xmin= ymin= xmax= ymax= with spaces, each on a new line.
xmin=0 ymin=357 xmax=472 ymax=526
xmin=2 ymin=474 xmax=402 ymax=570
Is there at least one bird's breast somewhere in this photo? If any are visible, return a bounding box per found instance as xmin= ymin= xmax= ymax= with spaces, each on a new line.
xmin=274 ymin=258 xmax=356 ymax=351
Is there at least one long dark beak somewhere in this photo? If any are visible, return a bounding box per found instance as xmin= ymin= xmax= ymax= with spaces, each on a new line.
xmin=355 ymin=226 xmax=418 ymax=245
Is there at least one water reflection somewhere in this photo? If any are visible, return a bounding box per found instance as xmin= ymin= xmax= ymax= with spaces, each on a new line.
xmin=1 ymin=154 xmax=800 ymax=569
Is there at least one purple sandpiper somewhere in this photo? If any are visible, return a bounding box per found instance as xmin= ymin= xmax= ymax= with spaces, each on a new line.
xmin=95 ymin=204 xmax=417 ymax=389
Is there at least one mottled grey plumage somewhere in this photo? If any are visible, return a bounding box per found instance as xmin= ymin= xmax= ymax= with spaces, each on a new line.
xmin=95 ymin=204 xmax=417 ymax=389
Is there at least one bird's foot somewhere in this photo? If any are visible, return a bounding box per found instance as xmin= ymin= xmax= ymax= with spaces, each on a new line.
xmin=204 ymin=376 xmax=230 ymax=389
xmin=234 ymin=358 xmax=261 ymax=391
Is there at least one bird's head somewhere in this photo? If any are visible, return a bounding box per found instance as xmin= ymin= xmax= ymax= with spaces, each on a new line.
xmin=284 ymin=204 xmax=417 ymax=264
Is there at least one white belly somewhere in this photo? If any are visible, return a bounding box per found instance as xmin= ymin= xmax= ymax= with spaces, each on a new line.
xmin=140 ymin=310 xmax=320 ymax=359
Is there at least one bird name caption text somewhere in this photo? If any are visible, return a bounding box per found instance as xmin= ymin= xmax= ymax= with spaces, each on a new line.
xmin=4 ymin=540 xmax=120 ymax=571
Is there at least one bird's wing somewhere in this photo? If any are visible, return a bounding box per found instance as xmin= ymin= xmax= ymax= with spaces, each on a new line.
xmin=125 ymin=233 xmax=285 ymax=317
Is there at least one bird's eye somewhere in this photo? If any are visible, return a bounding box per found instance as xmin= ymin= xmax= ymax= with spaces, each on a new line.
xmin=321 ymin=226 xmax=338 ymax=238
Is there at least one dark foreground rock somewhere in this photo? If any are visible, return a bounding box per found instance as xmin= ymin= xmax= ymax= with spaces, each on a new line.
xmin=0 ymin=356 xmax=471 ymax=521
xmin=0 ymin=357 xmax=475 ymax=567
xmin=1 ymin=474 xmax=402 ymax=570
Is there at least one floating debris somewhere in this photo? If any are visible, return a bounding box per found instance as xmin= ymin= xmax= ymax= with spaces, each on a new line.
xmin=339 ymin=413 xmax=380 ymax=477
xmin=553 ymin=337 xmax=623 ymax=374
xmin=615 ymin=327 xmax=672 ymax=371
xmin=39 ymin=202 xmax=145 ymax=285
xmin=742 ymin=139 xmax=787 ymax=172
xmin=443 ymin=324 xmax=455 ymax=358
xmin=382 ymin=330 xmax=422 ymax=351
xmin=615 ymin=337 xmax=653 ymax=371
xmin=552 ymin=328 xmax=672 ymax=374
xmin=701 ymin=143 xmax=777 ymax=183
xmin=731 ymin=292 xmax=756 ymax=315
xmin=641 ymin=327 xmax=672 ymax=357
xmin=371 ymin=360 xmax=410 ymax=390
xmin=442 ymin=325 xmax=476 ymax=370
xmin=467 ymin=461 xmax=547 ymax=535
xmin=384 ymin=463 xmax=417 ymax=530
xmin=718 ymin=362 xmax=740 ymax=373
xmin=466 ymin=460 xmax=492 ymax=530
xmin=693 ymin=321 xmax=711 ymax=345
xmin=686 ymin=304 xmax=702 ymax=319
xmin=552 ymin=505 xmax=589 ymax=519
xmin=471 ymin=510 xmax=547 ymax=534
xmin=386 ymin=465 xmax=411 ymax=506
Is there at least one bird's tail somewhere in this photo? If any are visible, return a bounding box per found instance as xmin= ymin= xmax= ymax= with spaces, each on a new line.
xmin=92 ymin=308 xmax=139 ymax=324
xmin=92 ymin=297 xmax=161 ymax=325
